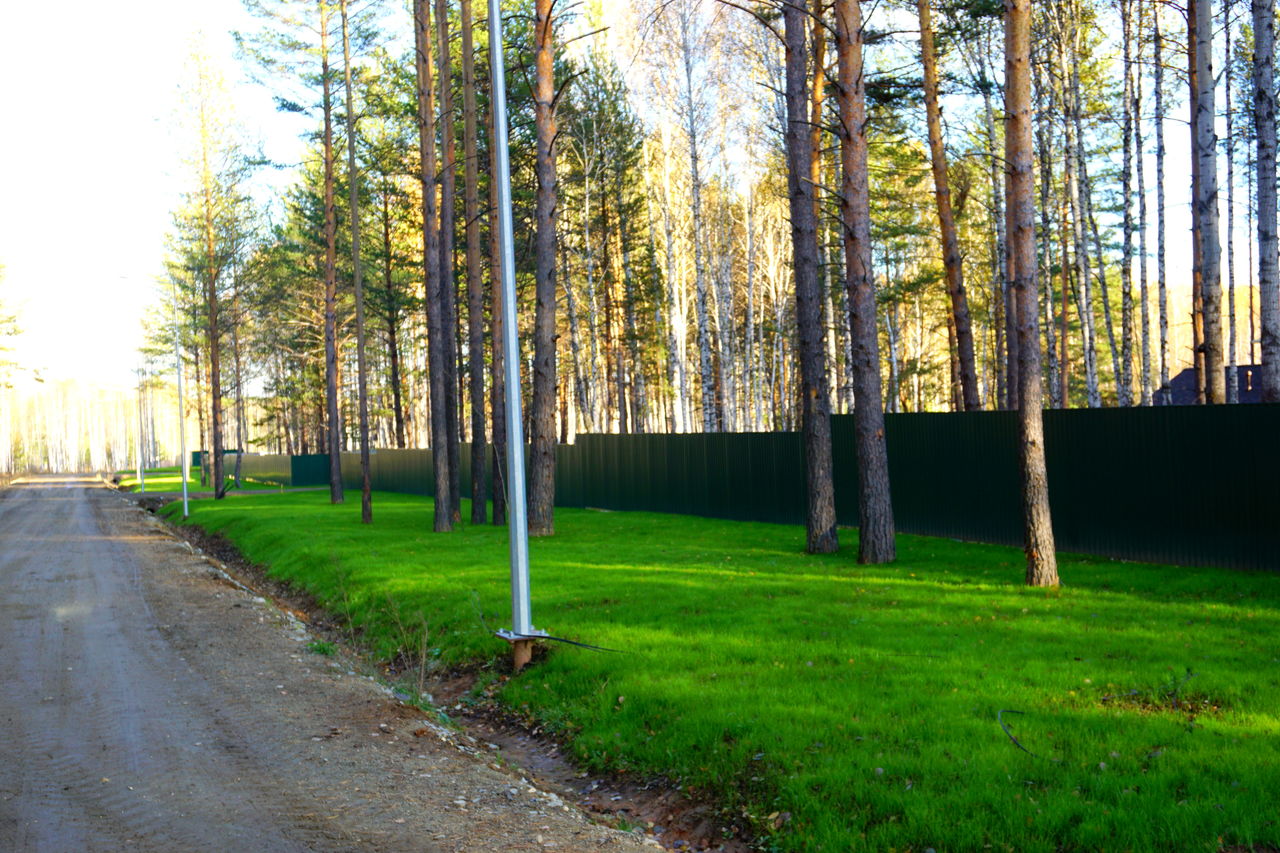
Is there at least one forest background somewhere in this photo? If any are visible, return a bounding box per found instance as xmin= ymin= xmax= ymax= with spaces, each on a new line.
xmin=0 ymin=0 xmax=1265 ymax=481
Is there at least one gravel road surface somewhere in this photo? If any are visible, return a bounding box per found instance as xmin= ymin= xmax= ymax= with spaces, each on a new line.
xmin=0 ymin=476 xmax=654 ymax=852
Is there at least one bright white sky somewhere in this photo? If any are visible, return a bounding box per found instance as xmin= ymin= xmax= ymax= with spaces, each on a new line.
xmin=0 ymin=0 xmax=304 ymax=390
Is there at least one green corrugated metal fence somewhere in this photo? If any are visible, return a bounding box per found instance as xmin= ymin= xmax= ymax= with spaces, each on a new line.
xmin=217 ymin=405 xmax=1280 ymax=571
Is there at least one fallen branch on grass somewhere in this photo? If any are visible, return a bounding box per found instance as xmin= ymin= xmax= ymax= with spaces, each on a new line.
xmin=998 ymin=709 xmax=1061 ymax=762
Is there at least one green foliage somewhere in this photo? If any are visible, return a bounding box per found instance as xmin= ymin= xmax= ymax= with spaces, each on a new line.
xmin=307 ymin=639 xmax=337 ymax=655
xmin=167 ymin=492 xmax=1280 ymax=852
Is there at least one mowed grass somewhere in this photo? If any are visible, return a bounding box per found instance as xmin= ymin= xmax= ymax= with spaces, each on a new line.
xmin=163 ymin=491 xmax=1280 ymax=852
xmin=118 ymin=466 xmax=278 ymax=493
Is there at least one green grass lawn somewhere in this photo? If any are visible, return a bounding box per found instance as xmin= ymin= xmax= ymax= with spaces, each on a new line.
xmin=162 ymin=491 xmax=1280 ymax=852
xmin=118 ymin=466 xmax=278 ymax=493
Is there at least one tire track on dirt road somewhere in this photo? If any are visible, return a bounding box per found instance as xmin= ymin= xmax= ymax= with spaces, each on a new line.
xmin=0 ymin=477 xmax=654 ymax=852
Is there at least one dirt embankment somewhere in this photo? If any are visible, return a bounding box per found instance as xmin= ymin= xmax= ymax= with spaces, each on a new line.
xmin=119 ymin=484 xmax=757 ymax=851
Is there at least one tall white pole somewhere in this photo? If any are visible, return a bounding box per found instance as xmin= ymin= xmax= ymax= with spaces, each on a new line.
xmin=135 ymin=367 xmax=146 ymax=494
xmin=173 ymin=284 xmax=189 ymax=518
xmin=487 ymin=0 xmax=539 ymax=640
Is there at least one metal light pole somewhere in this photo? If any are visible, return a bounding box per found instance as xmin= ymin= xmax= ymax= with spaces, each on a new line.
xmin=488 ymin=0 xmax=545 ymax=668
xmin=172 ymin=283 xmax=189 ymax=518
xmin=135 ymin=366 xmax=146 ymax=494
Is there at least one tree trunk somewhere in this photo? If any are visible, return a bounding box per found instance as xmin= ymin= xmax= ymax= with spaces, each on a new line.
xmin=194 ymin=344 xmax=208 ymax=486
xmin=1119 ymin=0 xmax=1136 ymax=406
xmin=1249 ymin=163 xmax=1257 ymax=365
xmin=917 ymin=0 xmax=981 ymax=410
xmin=786 ymin=0 xmax=838 ymax=554
xmin=1004 ymin=166 xmax=1020 ymax=409
xmin=1059 ymin=6 xmax=1101 ymax=407
xmin=810 ymin=0 xmax=833 ymax=417
xmin=1136 ymin=4 xmax=1153 ymax=406
xmin=1006 ymin=0 xmax=1058 ymax=586
xmin=1190 ymin=2 xmax=1206 ymax=403
xmin=1084 ymin=165 xmax=1121 ymax=402
xmin=981 ymin=77 xmax=1008 ymax=408
xmin=1225 ymin=0 xmax=1239 ymax=403
xmin=461 ymin=0 xmax=487 ymax=523
xmin=415 ymin=0 xmax=453 ymax=530
xmin=487 ymin=69 xmax=508 ymax=525
xmin=232 ymin=291 xmax=245 ymax=488
xmin=1194 ymin=0 xmax=1225 ymax=403
xmin=1155 ymin=9 xmax=1171 ymax=402
xmin=198 ymin=87 xmax=226 ymax=501
xmin=382 ymin=189 xmax=407 ymax=447
xmin=342 ymin=0 xmax=372 ymax=523
xmin=678 ymin=7 xmax=716 ymax=432
xmin=437 ymin=0 xmax=462 ymax=513
xmin=320 ymin=3 xmax=344 ymax=504
xmin=617 ymin=181 xmax=647 ymax=432
xmin=528 ymin=0 xmax=558 ymax=536
xmin=1189 ymin=0 xmax=1225 ymax=403
xmin=1255 ymin=0 xmax=1280 ymax=400
xmin=1059 ymin=190 xmax=1072 ymax=408
xmin=1034 ymin=54 xmax=1058 ymax=409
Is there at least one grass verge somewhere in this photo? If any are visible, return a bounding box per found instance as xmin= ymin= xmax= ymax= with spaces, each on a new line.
xmin=118 ymin=466 xmax=278 ymax=494
xmin=162 ymin=490 xmax=1280 ymax=852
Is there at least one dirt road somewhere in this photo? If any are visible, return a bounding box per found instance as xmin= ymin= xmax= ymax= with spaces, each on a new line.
xmin=0 ymin=477 xmax=652 ymax=852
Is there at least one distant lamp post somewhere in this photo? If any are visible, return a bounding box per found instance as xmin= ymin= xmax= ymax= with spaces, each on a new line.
xmin=135 ymin=366 xmax=146 ymax=494
xmin=488 ymin=0 xmax=545 ymax=671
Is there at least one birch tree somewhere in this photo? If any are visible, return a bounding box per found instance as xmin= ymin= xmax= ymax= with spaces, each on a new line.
xmin=1192 ymin=0 xmax=1225 ymax=403
xmin=1255 ymin=0 xmax=1280 ymax=400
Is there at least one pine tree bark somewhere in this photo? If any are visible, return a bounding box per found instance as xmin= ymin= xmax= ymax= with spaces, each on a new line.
xmin=917 ymin=0 xmax=981 ymax=411
xmin=785 ymin=0 xmax=838 ymax=554
xmin=195 ymin=345 xmax=209 ymax=487
xmin=810 ymin=0 xmax=833 ymax=417
xmin=1255 ymin=0 xmax=1280 ymax=400
xmin=437 ymin=0 xmax=463 ymax=512
xmin=341 ymin=0 xmax=372 ymax=523
xmin=461 ymin=0 xmax=487 ymax=523
xmin=487 ymin=75 xmax=508 ymax=524
xmin=978 ymin=56 xmax=1008 ymax=408
xmin=528 ymin=0 xmax=558 ymax=536
xmin=197 ymin=82 xmax=226 ymax=500
xmin=1036 ymin=78 xmax=1059 ymax=407
xmin=320 ymin=2 xmax=344 ymax=504
xmin=1006 ymin=0 xmax=1058 ymax=587
xmin=415 ymin=0 xmax=453 ymax=530
xmin=1004 ymin=159 xmax=1020 ymax=410
xmin=381 ymin=189 xmax=407 ymax=447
